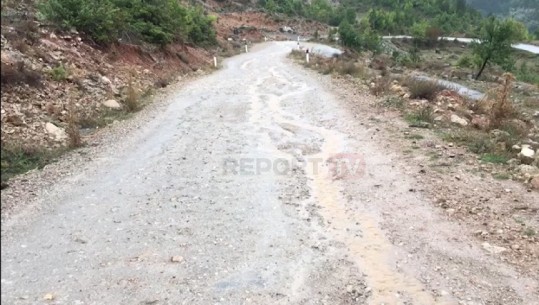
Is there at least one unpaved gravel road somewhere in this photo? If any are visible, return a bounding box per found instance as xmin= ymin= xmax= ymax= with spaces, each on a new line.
xmin=2 ymin=42 xmax=538 ymax=305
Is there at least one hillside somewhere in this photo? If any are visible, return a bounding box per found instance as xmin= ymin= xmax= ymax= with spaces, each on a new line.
xmin=467 ymin=0 xmax=539 ymax=33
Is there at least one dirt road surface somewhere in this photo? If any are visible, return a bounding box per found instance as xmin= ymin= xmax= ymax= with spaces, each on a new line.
xmin=2 ymin=42 xmax=538 ymax=305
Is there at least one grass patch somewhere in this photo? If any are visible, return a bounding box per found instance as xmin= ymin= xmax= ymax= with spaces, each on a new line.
xmin=405 ymin=133 xmax=424 ymax=140
xmin=442 ymin=130 xmax=494 ymax=154
xmin=523 ymin=227 xmax=536 ymax=237
xmin=480 ymin=153 xmax=510 ymax=164
xmin=1 ymin=146 xmax=66 ymax=183
xmin=381 ymin=96 xmax=405 ymax=109
xmin=493 ymin=173 xmax=510 ymax=180
xmin=405 ymin=106 xmax=434 ymax=125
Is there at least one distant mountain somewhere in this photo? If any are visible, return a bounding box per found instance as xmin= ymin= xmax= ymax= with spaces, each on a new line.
xmin=467 ymin=0 xmax=539 ymax=33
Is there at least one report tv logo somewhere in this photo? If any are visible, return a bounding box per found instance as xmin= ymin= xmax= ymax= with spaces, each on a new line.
xmin=222 ymin=153 xmax=365 ymax=180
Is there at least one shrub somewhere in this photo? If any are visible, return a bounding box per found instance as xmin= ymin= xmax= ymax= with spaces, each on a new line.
xmin=38 ymin=0 xmax=120 ymax=44
xmin=66 ymin=103 xmax=82 ymax=148
xmin=38 ymin=0 xmax=216 ymax=46
xmin=488 ymin=73 xmax=515 ymax=129
xmin=124 ymin=81 xmax=140 ymax=112
xmin=336 ymin=61 xmax=365 ymax=77
xmin=405 ymin=106 xmax=434 ymax=124
xmin=516 ymin=62 xmax=539 ymax=85
xmin=405 ymin=78 xmax=446 ymax=101
xmin=370 ymin=76 xmax=390 ymax=96
xmin=457 ymin=54 xmax=474 ymax=68
xmin=50 ymin=63 xmax=68 ymax=81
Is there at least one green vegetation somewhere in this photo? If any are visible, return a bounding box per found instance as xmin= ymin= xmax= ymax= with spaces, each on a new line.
xmin=405 ymin=107 xmax=434 ymax=125
xmin=405 ymin=133 xmax=425 ymax=140
xmin=467 ymin=0 xmax=539 ymax=33
xmin=266 ymin=0 xmax=533 ymax=84
xmin=265 ymin=0 xmax=483 ymax=36
xmin=50 ymin=63 xmax=68 ymax=81
xmin=1 ymin=146 xmax=66 ymax=183
xmin=480 ymin=153 xmax=510 ymax=164
xmin=38 ymin=0 xmax=216 ymax=46
xmin=493 ymin=173 xmax=510 ymax=180
xmin=472 ymin=17 xmax=529 ymax=79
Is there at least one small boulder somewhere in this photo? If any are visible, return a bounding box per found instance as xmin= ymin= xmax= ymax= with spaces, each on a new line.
xmin=471 ymin=116 xmax=489 ymax=130
xmin=170 ymin=256 xmax=184 ymax=263
xmin=518 ymin=145 xmax=535 ymax=165
xmin=102 ymin=99 xmax=121 ymax=109
xmin=45 ymin=122 xmax=67 ymax=141
xmin=101 ymin=76 xmax=112 ymax=85
xmin=519 ymin=164 xmax=539 ymax=176
xmin=450 ymin=114 xmax=468 ymax=127
xmin=481 ymin=242 xmax=507 ymax=254
xmin=390 ymin=84 xmax=405 ymax=95
xmin=531 ymin=175 xmax=539 ymax=190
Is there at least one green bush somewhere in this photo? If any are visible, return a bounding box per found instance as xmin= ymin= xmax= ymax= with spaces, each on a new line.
xmin=338 ymin=20 xmax=381 ymax=53
xmin=457 ymin=54 xmax=474 ymax=68
xmin=38 ymin=0 xmax=216 ymax=46
xmin=516 ymin=62 xmax=539 ymax=85
xmin=38 ymin=0 xmax=120 ymax=43
xmin=50 ymin=63 xmax=68 ymax=81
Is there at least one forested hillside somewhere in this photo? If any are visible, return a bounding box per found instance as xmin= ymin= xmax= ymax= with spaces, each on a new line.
xmin=261 ymin=0 xmax=485 ymax=36
xmin=467 ymin=0 xmax=539 ymax=33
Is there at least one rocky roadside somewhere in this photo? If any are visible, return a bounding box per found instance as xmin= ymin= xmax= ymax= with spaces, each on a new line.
xmin=0 ymin=72 xmax=208 ymax=222
xmin=306 ymin=69 xmax=539 ymax=277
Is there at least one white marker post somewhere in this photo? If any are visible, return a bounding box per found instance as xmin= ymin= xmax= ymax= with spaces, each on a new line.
xmin=305 ymin=49 xmax=310 ymax=63
xmin=264 ymin=36 xmax=267 ymax=42
xmin=245 ymin=44 xmax=248 ymax=53
xmin=213 ymin=56 xmax=217 ymax=67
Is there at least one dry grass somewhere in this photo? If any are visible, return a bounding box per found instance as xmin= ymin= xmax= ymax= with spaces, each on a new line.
xmin=405 ymin=106 xmax=434 ymax=125
xmin=66 ymin=102 xmax=82 ymax=148
xmin=290 ymin=50 xmax=367 ymax=78
xmin=405 ymin=78 xmax=446 ymax=101
xmin=124 ymin=78 xmax=140 ymax=112
xmin=154 ymin=76 xmax=171 ymax=88
xmin=334 ymin=61 xmax=366 ymax=77
xmin=488 ymin=73 xmax=516 ymax=129
xmin=370 ymin=76 xmax=391 ymax=97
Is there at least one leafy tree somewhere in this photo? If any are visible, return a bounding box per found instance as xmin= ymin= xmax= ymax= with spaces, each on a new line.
xmin=472 ymin=17 xmax=528 ymax=79
xmin=338 ymin=20 xmax=360 ymax=49
xmin=338 ymin=19 xmax=380 ymax=53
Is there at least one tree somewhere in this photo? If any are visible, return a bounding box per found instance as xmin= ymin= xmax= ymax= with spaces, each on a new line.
xmin=472 ymin=17 xmax=528 ymax=80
